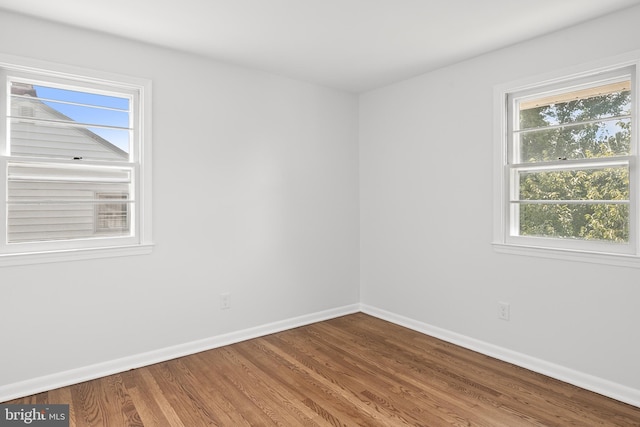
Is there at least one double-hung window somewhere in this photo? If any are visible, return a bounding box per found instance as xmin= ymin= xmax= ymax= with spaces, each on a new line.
xmin=0 ymin=56 xmax=152 ymax=265
xmin=494 ymin=53 xmax=640 ymax=265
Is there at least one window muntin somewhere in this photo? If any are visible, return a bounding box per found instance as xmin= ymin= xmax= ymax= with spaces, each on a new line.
xmin=0 ymin=60 xmax=150 ymax=261
xmin=503 ymin=67 xmax=636 ymax=254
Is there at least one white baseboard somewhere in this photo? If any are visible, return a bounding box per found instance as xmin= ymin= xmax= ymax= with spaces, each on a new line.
xmin=361 ymin=304 xmax=640 ymax=409
xmin=0 ymin=304 xmax=360 ymax=403
xmin=4 ymin=303 xmax=639 ymax=409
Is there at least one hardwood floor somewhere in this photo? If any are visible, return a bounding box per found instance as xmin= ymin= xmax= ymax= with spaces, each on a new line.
xmin=5 ymin=313 xmax=640 ymax=426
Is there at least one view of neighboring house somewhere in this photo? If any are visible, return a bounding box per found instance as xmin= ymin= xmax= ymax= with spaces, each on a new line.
xmin=8 ymin=82 xmax=131 ymax=243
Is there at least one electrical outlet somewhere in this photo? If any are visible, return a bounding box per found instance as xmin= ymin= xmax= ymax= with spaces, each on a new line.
xmin=220 ymin=292 xmax=231 ymax=310
xmin=498 ymin=301 xmax=510 ymax=321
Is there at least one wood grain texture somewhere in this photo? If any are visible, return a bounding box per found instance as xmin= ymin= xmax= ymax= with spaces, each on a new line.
xmin=5 ymin=313 xmax=640 ymax=426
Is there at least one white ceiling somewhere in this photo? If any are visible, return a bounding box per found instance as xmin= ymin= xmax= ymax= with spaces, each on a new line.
xmin=1 ymin=0 xmax=640 ymax=92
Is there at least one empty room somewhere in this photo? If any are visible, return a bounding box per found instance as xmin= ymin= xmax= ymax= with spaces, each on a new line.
xmin=1 ymin=0 xmax=640 ymax=425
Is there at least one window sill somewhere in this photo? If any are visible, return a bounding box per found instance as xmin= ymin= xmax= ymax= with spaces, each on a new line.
xmin=492 ymin=242 xmax=640 ymax=269
xmin=0 ymin=243 xmax=154 ymax=267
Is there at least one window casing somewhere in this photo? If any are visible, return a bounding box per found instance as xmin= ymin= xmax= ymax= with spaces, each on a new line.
xmin=0 ymin=55 xmax=152 ymax=265
xmin=494 ymin=53 xmax=640 ymax=266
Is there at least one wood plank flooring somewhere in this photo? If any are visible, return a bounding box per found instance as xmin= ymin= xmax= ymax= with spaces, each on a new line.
xmin=5 ymin=313 xmax=640 ymax=426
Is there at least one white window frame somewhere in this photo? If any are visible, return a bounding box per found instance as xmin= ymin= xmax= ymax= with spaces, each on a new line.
xmin=0 ymin=53 xmax=152 ymax=266
xmin=493 ymin=51 xmax=640 ymax=268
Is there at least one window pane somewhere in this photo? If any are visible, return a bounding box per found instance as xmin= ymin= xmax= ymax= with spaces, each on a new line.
xmin=517 ymin=166 xmax=629 ymax=201
xmin=518 ymin=203 xmax=629 ymax=243
xmin=7 ymin=163 xmax=132 ymax=243
xmin=9 ymin=82 xmax=131 ymax=157
xmin=518 ymin=80 xmax=631 ymax=130
xmin=514 ymin=165 xmax=629 ymax=243
xmin=517 ymin=118 xmax=630 ymax=163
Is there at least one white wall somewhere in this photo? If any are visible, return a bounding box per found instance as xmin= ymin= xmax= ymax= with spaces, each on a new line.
xmin=360 ymin=6 xmax=640 ymax=399
xmin=0 ymin=10 xmax=359 ymax=391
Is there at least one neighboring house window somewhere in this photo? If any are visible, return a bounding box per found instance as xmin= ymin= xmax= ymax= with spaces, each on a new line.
xmin=494 ymin=53 xmax=640 ymax=266
xmin=95 ymin=193 xmax=130 ymax=234
xmin=0 ymin=56 xmax=152 ymax=265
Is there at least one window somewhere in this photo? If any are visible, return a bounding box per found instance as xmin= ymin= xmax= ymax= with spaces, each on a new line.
xmin=95 ymin=193 xmax=130 ymax=234
xmin=0 ymin=55 xmax=152 ymax=265
xmin=494 ymin=53 xmax=640 ymax=266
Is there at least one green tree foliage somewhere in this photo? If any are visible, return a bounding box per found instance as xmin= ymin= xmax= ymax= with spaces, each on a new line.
xmin=517 ymin=87 xmax=631 ymax=242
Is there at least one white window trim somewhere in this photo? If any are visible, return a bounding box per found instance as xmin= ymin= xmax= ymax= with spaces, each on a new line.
xmin=493 ymin=50 xmax=640 ymax=268
xmin=0 ymin=53 xmax=153 ymax=266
